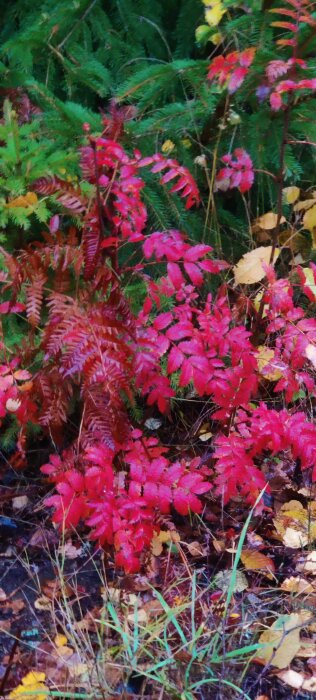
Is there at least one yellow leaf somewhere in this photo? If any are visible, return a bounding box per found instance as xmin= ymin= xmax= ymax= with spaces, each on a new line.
xmin=54 ymin=633 xmax=68 ymax=648
xmin=294 ymin=198 xmax=316 ymax=212
xmin=283 ymin=186 xmax=300 ymax=204
xmin=161 ymin=139 xmax=175 ymax=154
xmin=151 ymin=529 xmax=180 ymax=556
xmin=255 ymin=346 xmax=283 ymax=381
xmin=56 ymin=645 xmax=74 ymax=659
xmin=301 ymin=267 xmax=316 ymax=300
xmin=21 ymin=672 xmax=46 ymax=686
xmin=205 ymin=3 xmax=226 ymax=27
xmin=303 ymin=203 xmax=316 ymax=232
xmin=195 ymin=24 xmax=211 ymax=43
xmin=274 ymin=500 xmax=316 ymax=548
xmin=253 ymin=291 xmax=268 ymax=318
xmin=280 ymin=576 xmax=314 ymax=594
xmin=210 ymin=32 xmax=223 ymax=45
xmin=234 ymin=246 xmax=280 ymax=285
xmin=256 ymin=612 xmax=311 ymax=669
xmin=241 ymin=549 xmax=275 ymax=578
xmin=256 ymin=212 xmax=285 ymax=230
xmin=6 ymin=192 xmax=38 ymax=209
xmin=9 ymin=671 xmax=48 ymax=700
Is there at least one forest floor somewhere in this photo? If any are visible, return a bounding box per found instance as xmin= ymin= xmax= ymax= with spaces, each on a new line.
xmin=1 ymin=442 xmax=316 ymax=700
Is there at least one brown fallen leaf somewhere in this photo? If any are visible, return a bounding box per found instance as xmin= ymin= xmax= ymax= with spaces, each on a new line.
xmin=58 ymin=540 xmax=84 ymax=559
xmin=241 ymin=549 xmax=275 ymax=578
xmin=186 ymin=541 xmax=206 ymax=556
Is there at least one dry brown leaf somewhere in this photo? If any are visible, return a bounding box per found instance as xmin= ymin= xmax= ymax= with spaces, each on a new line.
xmin=213 ymin=538 xmax=226 ymax=553
xmin=241 ymin=549 xmax=275 ymax=578
xmin=280 ymin=577 xmax=314 ymax=594
xmin=187 ymin=541 xmax=206 ymax=556
xmin=234 ymin=246 xmax=280 ymax=285
xmin=58 ymin=540 xmax=83 ymax=559
xmin=142 ymin=599 xmax=164 ymax=619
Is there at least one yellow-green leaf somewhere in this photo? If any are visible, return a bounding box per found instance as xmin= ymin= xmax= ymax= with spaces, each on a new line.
xmin=283 ymin=186 xmax=300 ymax=204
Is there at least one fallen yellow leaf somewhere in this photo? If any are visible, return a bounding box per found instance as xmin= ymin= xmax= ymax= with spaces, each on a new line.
xmin=9 ymin=671 xmax=48 ymax=700
xmin=54 ymin=633 xmax=68 ymax=648
xmin=234 ymin=246 xmax=280 ymax=285
xmin=256 ymin=212 xmax=285 ymax=230
xmin=256 ymin=612 xmax=311 ymax=669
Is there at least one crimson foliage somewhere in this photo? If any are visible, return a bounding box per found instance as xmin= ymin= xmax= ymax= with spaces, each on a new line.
xmin=1 ymin=94 xmax=316 ymax=571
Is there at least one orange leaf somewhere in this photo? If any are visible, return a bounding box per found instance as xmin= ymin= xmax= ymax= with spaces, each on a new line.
xmin=241 ymin=549 xmax=275 ymax=578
